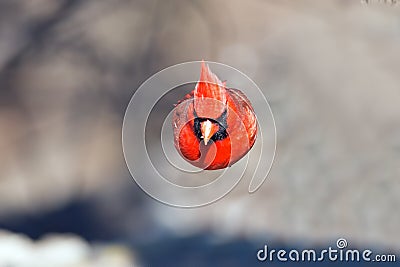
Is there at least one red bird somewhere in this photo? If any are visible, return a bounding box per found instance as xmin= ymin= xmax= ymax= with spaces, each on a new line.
xmin=172 ymin=62 xmax=257 ymax=170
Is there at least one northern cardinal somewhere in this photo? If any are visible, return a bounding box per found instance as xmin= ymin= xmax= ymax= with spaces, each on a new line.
xmin=172 ymin=61 xmax=257 ymax=170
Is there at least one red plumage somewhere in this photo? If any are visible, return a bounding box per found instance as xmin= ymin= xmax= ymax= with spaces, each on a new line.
xmin=172 ymin=61 xmax=257 ymax=170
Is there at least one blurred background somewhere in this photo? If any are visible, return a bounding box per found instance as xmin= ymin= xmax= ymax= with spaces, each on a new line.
xmin=0 ymin=0 xmax=399 ymax=266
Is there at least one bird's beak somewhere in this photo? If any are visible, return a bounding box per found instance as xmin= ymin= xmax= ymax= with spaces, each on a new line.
xmin=201 ymin=120 xmax=218 ymax=145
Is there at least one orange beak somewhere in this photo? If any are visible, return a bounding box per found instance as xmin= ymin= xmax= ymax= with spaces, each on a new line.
xmin=201 ymin=120 xmax=218 ymax=145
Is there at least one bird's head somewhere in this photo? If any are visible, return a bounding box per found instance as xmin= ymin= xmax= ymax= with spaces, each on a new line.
xmin=193 ymin=61 xmax=228 ymax=145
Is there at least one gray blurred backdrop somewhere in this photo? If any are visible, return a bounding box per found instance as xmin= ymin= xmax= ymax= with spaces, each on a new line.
xmin=0 ymin=0 xmax=399 ymax=266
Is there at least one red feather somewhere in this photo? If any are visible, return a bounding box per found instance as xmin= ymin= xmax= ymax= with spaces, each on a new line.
xmin=172 ymin=61 xmax=257 ymax=170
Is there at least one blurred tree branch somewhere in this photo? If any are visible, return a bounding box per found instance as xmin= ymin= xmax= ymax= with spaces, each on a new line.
xmin=0 ymin=0 xmax=80 ymax=107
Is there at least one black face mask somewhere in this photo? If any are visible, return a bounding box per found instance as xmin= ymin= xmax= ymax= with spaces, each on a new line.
xmin=193 ymin=108 xmax=228 ymax=142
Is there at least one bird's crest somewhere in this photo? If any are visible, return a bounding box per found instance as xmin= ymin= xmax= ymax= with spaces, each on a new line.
xmin=194 ymin=61 xmax=227 ymax=119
